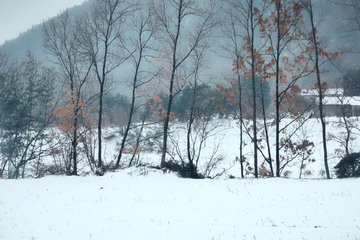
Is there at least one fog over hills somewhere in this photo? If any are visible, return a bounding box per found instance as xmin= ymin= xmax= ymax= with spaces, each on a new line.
xmin=0 ymin=0 xmax=135 ymax=94
xmin=1 ymin=1 xmax=94 ymax=59
xmin=1 ymin=0 xmax=360 ymax=93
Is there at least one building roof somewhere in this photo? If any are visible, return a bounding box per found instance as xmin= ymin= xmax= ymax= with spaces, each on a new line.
xmin=301 ymin=88 xmax=344 ymax=96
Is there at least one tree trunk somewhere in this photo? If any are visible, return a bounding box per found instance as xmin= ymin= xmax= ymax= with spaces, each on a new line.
xmin=161 ymin=75 xmax=175 ymax=168
xmin=98 ymin=83 xmax=104 ymax=169
xmin=342 ymin=104 xmax=350 ymax=155
xmin=160 ymin=0 xmax=183 ymax=168
xmin=260 ymin=79 xmax=274 ymax=176
xmin=72 ymin=104 xmax=79 ymax=175
xmin=116 ymin=50 xmax=142 ymax=168
xmin=250 ymin=0 xmax=258 ymax=178
xmin=275 ymin=0 xmax=281 ymax=177
xmin=186 ymin=77 xmax=197 ymax=170
xmin=236 ymin=68 xmax=244 ymax=178
xmin=309 ymin=0 xmax=330 ymax=179
xmin=116 ymin=87 xmax=135 ymax=168
xmin=71 ymin=88 xmax=80 ymax=175
xmin=128 ymin=110 xmax=147 ymax=167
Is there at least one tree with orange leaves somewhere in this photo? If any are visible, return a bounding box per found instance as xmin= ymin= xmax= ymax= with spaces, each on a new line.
xmin=222 ymin=0 xmax=319 ymax=177
xmin=43 ymin=10 xmax=93 ymax=175
xmin=262 ymin=0 xmax=313 ymax=177
xmin=222 ymin=0 xmax=271 ymax=178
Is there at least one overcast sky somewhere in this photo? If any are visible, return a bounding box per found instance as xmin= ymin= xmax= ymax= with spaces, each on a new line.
xmin=0 ymin=0 xmax=87 ymax=45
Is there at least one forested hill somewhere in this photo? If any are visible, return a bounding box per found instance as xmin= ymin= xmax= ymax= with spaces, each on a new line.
xmin=1 ymin=0 xmax=360 ymax=89
xmin=1 ymin=0 xmax=93 ymax=59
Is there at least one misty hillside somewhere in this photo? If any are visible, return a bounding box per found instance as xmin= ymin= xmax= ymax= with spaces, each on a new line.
xmin=1 ymin=0 xmax=360 ymax=90
xmin=0 ymin=0 xmax=135 ymax=95
xmin=1 ymin=0 xmax=93 ymax=60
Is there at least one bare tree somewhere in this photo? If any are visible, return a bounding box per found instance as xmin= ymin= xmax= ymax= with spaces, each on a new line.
xmin=78 ymin=0 xmax=139 ymax=169
xmin=115 ymin=2 xmax=159 ymax=168
xmin=151 ymin=0 xmax=219 ymax=168
xmin=299 ymin=0 xmax=331 ymax=178
xmin=328 ymin=0 xmax=360 ymax=53
xmin=184 ymin=48 xmax=218 ymax=177
xmin=219 ymin=2 xmax=247 ymax=177
xmin=328 ymin=86 xmax=358 ymax=157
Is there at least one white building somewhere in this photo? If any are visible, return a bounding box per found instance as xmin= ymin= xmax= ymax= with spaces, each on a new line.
xmin=301 ymin=88 xmax=360 ymax=117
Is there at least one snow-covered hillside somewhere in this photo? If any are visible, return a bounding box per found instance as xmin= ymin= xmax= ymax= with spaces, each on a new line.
xmin=97 ymin=117 xmax=360 ymax=179
xmin=1 ymin=168 xmax=359 ymax=240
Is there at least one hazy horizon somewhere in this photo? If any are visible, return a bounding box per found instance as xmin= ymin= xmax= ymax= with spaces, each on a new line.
xmin=0 ymin=0 xmax=87 ymax=45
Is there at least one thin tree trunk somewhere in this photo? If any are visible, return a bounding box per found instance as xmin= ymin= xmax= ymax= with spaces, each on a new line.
xmin=161 ymin=74 xmax=175 ymax=168
xmin=161 ymin=0 xmax=183 ymax=168
xmin=0 ymin=160 xmax=8 ymax=177
xmin=309 ymin=1 xmax=330 ymax=179
xmin=128 ymin=114 xmax=145 ymax=167
xmin=250 ymin=0 xmax=258 ymax=178
xmin=299 ymin=153 xmax=305 ymax=179
xmin=97 ymin=84 xmax=104 ymax=168
xmin=342 ymin=105 xmax=350 ymax=155
xmin=116 ymin=85 xmax=136 ymax=168
xmin=129 ymin=105 xmax=151 ymax=167
xmin=187 ymin=96 xmax=196 ymax=166
xmin=275 ymin=0 xmax=281 ymax=177
xmin=236 ymin=66 xmax=244 ymax=178
xmin=260 ymin=79 xmax=274 ymax=176
xmin=116 ymin=50 xmax=142 ymax=168
xmin=72 ymin=102 xmax=80 ymax=175
xmin=97 ymin=8 xmax=111 ymax=169
xmin=186 ymin=76 xmax=197 ymax=177
xmin=71 ymin=83 xmax=80 ymax=175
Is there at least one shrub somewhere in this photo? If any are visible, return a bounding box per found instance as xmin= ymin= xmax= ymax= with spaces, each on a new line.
xmin=163 ymin=160 xmax=204 ymax=179
xmin=334 ymin=153 xmax=360 ymax=178
xmin=258 ymin=161 xmax=273 ymax=178
xmin=283 ymin=170 xmax=291 ymax=178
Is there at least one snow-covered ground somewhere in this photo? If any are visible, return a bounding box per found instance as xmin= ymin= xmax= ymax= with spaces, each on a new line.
xmin=1 ymin=117 xmax=360 ymax=239
xmin=2 ymin=117 xmax=358 ymax=179
xmin=1 ymin=168 xmax=359 ymax=240
xmin=108 ymin=117 xmax=360 ymax=179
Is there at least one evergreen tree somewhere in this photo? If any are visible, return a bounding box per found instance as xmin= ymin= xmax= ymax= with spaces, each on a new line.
xmin=342 ymin=68 xmax=360 ymax=96
xmin=0 ymin=51 xmax=55 ymax=178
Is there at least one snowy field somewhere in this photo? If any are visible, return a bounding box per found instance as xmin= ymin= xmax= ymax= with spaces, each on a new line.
xmin=1 ymin=168 xmax=360 ymax=240
xmin=105 ymin=117 xmax=360 ymax=179
xmin=1 ymin=117 xmax=360 ymax=239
